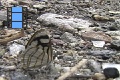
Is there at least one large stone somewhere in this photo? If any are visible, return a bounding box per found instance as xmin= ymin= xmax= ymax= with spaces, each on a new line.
xmin=87 ymin=50 xmax=116 ymax=56
xmin=37 ymin=13 xmax=92 ymax=29
xmin=81 ymin=31 xmax=112 ymax=43
xmin=103 ymin=68 xmax=119 ymax=79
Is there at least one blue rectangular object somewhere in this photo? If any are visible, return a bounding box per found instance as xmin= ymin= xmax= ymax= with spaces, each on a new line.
xmin=12 ymin=13 xmax=22 ymax=21
xmin=7 ymin=6 xmax=27 ymax=29
xmin=12 ymin=22 xmax=22 ymax=28
xmin=12 ymin=7 xmax=22 ymax=12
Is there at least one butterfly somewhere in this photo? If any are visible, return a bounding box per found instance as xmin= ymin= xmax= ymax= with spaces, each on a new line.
xmin=20 ymin=28 xmax=53 ymax=70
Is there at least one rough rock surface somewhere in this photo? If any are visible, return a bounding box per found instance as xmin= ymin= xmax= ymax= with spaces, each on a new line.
xmin=0 ymin=0 xmax=120 ymax=80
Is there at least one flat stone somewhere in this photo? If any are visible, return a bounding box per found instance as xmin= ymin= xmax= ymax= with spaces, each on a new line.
xmin=87 ymin=50 xmax=116 ymax=56
xmin=18 ymin=0 xmax=32 ymax=5
xmin=37 ymin=13 xmax=92 ymax=29
xmin=81 ymin=31 xmax=112 ymax=43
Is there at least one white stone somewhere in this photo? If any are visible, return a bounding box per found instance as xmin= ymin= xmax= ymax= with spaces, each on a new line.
xmin=92 ymin=41 xmax=105 ymax=47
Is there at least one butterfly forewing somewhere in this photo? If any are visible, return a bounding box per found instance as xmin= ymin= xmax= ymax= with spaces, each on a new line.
xmin=21 ymin=29 xmax=53 ymax=70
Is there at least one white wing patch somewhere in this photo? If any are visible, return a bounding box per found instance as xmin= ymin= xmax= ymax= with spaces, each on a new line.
xmin=40 ymin=39 xmax=50 ymax=43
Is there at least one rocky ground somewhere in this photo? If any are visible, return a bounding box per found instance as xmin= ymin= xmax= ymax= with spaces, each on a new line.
xmin=0 ymin=0 xmax=120 ymax=80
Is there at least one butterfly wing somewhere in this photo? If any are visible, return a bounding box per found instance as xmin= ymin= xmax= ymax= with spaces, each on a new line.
xmin=21 ymin=29 xmax=53 ymax=70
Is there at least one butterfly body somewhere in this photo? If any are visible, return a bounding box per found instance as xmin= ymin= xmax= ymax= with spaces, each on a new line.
xmin=20 ymin=29 xmax=53 ymax=70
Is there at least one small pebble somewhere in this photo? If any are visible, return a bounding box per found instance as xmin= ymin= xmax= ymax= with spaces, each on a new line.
xmin=92 ymin=73 xmax=106 ymax=80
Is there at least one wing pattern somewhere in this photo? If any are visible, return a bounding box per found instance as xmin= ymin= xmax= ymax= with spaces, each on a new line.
xmin=21 ymin=29 xmax=53 ymax=70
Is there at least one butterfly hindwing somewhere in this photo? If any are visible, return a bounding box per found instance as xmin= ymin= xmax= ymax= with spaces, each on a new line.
xmin=21 ymin=29 xmax=53 ymax=70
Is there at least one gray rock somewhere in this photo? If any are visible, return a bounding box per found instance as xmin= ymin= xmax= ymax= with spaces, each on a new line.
xmin=28 ymin=8 xmax=38 ymax=15
xmin=105 ymin=34 xmax=120 ymax=40
xmin=115 ymin=19 xmax=120 ymax=29
xmin=111 ymin=40 xmax=120 ymax=50
xmin=0 ymin=65 xmax=16 ymax=71
xmin=87 ymin=50 xmax=117 ymax=56
xmin=58 ymin=24 xmax=76 ymax=33
xmin=51 ymin=39 xmax=65 ymax=45
xmin=61 ymin=32 xmax=77 ymax=42
xmin=0 ymin=11 xmax=7 ymax=21
xmin=10 ymin=71 xmax=31 ymax=80
xmin=62 ymin=67 xmax=71 ymax=72
xmin=88 ymin=60 xmax=102 ymax=73
xmin=80 ymin=69 xmax=92 ymax=75
xmin=37 ymin=13 xmax=92 ymax=29
xmin=106 ymin=31 xmax=120 ymax=36
xmin=0 ymin=48 xmax=5 ymax=57
xmin=108 ymin=22 xmax=120 ymax=31
xmin=63 ymin=56 xmax=74 ymax=61
xmin=103 ymin=68 xmax=119 ymax=79
xmin=69 ymin=43 xmax=76 ymax=47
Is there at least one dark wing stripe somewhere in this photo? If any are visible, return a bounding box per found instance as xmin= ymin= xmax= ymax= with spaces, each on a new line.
xmin=49 ymin=40 xmax=53 ymax=62
xmin=22 ymin=47 xmax=36 ymax=68
xmin=35 ymin=50 xmax=45 ymax=68
xmin=27 ymin=35 xmax=49 ymax=46
xmin=47 ymin=47 xmax=49 ymax=63
xmin=35 ymin=46 xmax=45 ymax=67
xmin=34 ymin=51 xmax=44 ymax=68
xmin=34 ymin=37 xmax=49 ymax=47
xmin=50 ymin=45 xmax=53 ymax=61
xmin=28 ymin=47 xmax=39 ymax=68
xmin=33 ymin=35 xmax=49 ymax=41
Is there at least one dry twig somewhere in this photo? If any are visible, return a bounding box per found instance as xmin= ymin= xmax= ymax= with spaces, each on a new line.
xmin=57 ymin=59 xmax=88 ymax=80
xmin=0 ymin=29 xmax=24 ymax=44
